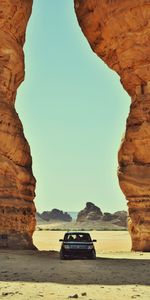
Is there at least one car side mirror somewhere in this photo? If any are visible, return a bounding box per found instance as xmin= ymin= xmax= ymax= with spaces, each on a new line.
xmin=59 ymin=239 xmax=63 ymax=242
xmin=92 ymin=239 xmax=97 ymax=242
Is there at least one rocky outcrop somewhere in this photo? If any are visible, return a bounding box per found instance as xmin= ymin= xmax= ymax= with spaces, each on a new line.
xmin=74 ymin=0 xmax=150 ymax=251
xmin=40 ymin=209 xmax=72 ymax=222
xmin=102 ymin=211 xmax=127 ymax=227
xmin=77 ymin=205 xmax=127 ymax=227
xmin=36 ymin=212 xmax=47 ymax=225
xmin=77 ymin=202 xmax=102 ymax=222
xmin=0 ymin=1 xmax=36 ymax=249
xmin=102 ymin=213 xmax=116 ymax=222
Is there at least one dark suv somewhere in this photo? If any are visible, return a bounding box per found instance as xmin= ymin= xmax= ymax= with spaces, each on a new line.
xmin=59 ymin=232 xmax=96 ymax=259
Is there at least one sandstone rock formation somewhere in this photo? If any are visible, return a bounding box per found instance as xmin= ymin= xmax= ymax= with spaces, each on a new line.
xmin=77 ymin=202 xmax=103 ymax=222
xmin=77 ymin=202 xmax=127 ymax=227
xmin=74 ymin=0 xmax=150 ymax=251
xmin=0 ymin=0 xmax=36 ymax=249
xmin=102 ymin=212 xmax=116 ymax=222
xmin=1 ymin=0 xmax=149 ymax=251
xmin=36 ymin=212 xmax=47 ymax=225
xmin=103 ymin=211 xmax=127 ymax=227
xmin=39 ymin=209 xmax=72 ymax=222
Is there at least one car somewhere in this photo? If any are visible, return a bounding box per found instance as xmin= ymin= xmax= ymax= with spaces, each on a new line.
xmin=59 ymin=232 xmax=97 ymax=259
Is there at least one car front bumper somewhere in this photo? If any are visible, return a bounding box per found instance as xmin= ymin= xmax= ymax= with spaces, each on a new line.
xmin=61 ymin=248 xmax=95 ymax=258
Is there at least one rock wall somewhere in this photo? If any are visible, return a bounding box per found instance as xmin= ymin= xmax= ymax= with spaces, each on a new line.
xmin=0 ymin=0 xmax=36 ymax=249
xmin=74 ymin=0 xmax=150 ymax=251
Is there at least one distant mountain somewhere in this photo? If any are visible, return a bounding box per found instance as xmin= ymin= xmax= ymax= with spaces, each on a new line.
xmin=77 ymin=202 xmax=103 ymax=222
xmin=76 ymin=202 xmax=127 ymax=227
xmin=37 ymin=209 xmax=72 ymax=222
xmin=36 ymin=204 xmax=127 ymax=229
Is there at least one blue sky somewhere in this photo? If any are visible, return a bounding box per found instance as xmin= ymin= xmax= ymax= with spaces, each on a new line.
xmin=16 ymin=0 xmax=130 ymax=213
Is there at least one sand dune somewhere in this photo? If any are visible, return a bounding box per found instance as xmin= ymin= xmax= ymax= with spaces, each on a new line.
xmin=0 ymin=231 xmax=149 ymax=300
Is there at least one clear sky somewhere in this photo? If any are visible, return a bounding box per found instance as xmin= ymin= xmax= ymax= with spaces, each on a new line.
xmin=16 ymin=0 xmax=130 ymax=213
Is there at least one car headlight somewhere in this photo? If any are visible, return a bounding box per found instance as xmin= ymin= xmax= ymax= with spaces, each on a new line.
xmin=63 ymin=245 xmax=70 ymax=249
xmin=87 ymin=245 xmax=94 ymax=249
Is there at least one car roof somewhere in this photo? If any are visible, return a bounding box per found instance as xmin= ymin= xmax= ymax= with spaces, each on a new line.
xmin=65 ymin=232 xmax=90 ymax=235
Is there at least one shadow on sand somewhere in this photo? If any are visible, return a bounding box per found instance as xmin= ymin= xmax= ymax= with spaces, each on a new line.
xmin=0 ymin=250 xmax=150 ymax=286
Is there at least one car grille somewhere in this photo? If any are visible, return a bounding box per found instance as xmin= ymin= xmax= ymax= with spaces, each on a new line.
xmin=66 ymin=245 xmax=88 ymax=249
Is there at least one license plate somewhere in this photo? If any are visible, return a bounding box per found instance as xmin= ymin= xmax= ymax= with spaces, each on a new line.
xmin=70 ymin=245 xmax=86 ymax=249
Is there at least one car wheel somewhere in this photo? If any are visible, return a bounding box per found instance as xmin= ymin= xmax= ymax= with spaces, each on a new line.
xmin=89 ymin=252 xmax=96 ymax=260
xmin=60 ymin=251 xmax=65 ymax=260
xmin=92 ymin=253 xmax=96 ymax=260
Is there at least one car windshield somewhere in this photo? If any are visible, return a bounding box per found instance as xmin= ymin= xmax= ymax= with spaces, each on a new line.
xmin=64 ymin=233 xmax=91 ymax=242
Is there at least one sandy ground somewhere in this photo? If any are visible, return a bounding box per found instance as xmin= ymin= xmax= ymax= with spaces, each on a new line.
xmin=0 ymin=231 xmax=150 ymax=300
xmin=36 ymin=219 xmax=127 ymax=231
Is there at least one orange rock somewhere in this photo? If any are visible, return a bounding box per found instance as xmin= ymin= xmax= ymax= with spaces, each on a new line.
xmin=74 ymin=0 xmax=150 ymax=251
xmin=0 ymin=0 xmax=36 ymax=249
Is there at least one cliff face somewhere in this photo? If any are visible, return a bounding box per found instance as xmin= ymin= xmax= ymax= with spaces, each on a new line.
xmin=0 ymin=0 xmax=36 ymax=249
xmin=74 ymin=0 xmax=150 ymax=251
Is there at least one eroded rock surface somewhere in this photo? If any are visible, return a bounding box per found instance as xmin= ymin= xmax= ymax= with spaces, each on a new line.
xmin=74 ymin=0 xmax=150 ymax=251
xmin=77 ymin=202 xmax=103 ymax=222
xmin=39 ymin=209 xmax=72 ymax=222
xmin=0 ymin=0 xmax=36 ymax=249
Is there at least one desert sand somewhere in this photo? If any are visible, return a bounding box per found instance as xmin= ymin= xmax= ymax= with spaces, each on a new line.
xmin=0 ymin=230 xmax=149 ymax=300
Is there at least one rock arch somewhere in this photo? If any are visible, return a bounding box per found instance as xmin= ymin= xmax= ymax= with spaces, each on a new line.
xmin=74 ymin=0 xmax=150 ymax=251
xmin=0 ymin=0 xmax=149 ymax=251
